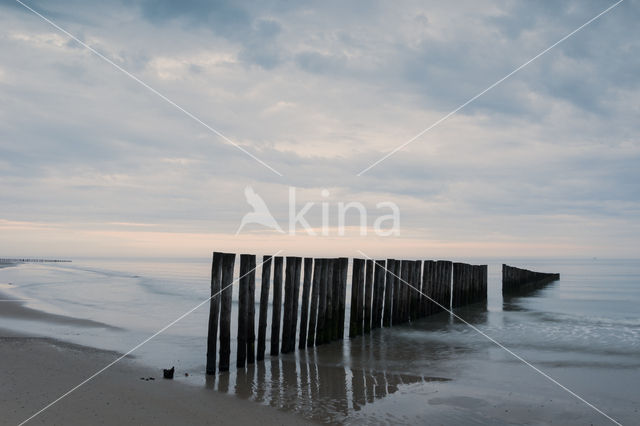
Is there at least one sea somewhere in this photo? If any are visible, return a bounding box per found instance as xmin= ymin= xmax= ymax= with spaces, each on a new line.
xmin=1 ymin=257 xmax=638 ymax=425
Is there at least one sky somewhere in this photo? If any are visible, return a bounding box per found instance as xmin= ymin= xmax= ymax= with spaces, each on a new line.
xmin=0 ymin=0 xmax=639 ymax=259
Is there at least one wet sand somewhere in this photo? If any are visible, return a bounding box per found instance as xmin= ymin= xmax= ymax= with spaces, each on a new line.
xmin=0 ymin=328 xmax=313 ymax=425
xmin=0 ymin=290 xmax=121 ymax=330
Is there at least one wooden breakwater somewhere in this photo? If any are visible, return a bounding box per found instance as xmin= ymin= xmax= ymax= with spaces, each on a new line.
xmin=502 ymin=264 xmax=560 ymax=294
xmin=206 ymin=253 xmax=487 ymax=375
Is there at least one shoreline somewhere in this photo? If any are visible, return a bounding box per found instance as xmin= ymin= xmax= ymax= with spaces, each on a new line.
xmin=0 ymin=289 xmax=123 ymax=330
xmin=0 ymin=265 xmax=312 ymax=425
xmin=0 ymin=328 xmax=313 ymax=425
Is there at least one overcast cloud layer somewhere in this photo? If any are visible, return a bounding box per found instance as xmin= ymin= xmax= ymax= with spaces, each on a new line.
xmin=1 ymin=0 xmax=639 ymax=258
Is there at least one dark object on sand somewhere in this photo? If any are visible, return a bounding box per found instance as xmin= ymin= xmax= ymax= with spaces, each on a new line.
xmin=163 ymin=367 xmax=174 ymax=379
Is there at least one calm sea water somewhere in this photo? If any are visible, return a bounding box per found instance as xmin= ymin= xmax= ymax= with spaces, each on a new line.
xmin=1 ymin=257 xmax=638 ymax=424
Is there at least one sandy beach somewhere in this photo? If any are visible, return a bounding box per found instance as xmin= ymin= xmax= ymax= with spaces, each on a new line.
xmin=0 ymin=285 xmax=312 ymax=426
xmin=0 ymin=327 xmax=313 ymax=425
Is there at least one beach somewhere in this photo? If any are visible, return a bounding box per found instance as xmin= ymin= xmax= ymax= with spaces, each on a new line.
xmin=1 ymin=259 xmax=639 ymax=425
xmin=0 ymin=326 xmax=311 ymax=425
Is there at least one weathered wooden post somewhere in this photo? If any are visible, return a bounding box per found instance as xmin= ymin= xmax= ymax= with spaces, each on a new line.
xmin=298 ymin=258 xmax=313 ymax=349
xmin=206 ymin=251 xmax=223 ymax=375
xmin=270 ymin=256 xmax=284 ymax=356
xmin=323 ymin=258 xmax=335 ymax=344
xmin=412 ymin=260 xmax=422 ymax=320
xmin=338 ymin=257 xmax=348 ymax=340
xmin=372 ymin=259 xmax=385 ymax=329
xmin=218 ymin=253 xmax=236 ymax=373
xmin=468 ymin=264 xmax=474 ymax=305
xmin=331 ymin=258 xmax=342 ymax=341
xmin=355 ymin=258 xmax=365 ymax=335
xmin=482 ymin=265 xmax=488 ymax=301
xmin=420 ymin=260 xmax=432 ymax=317
xmin=401 ymin=260 xmax=411 ymax=323
xmin=307 ymin=258 xmax=322 ymax=347
xmin=281 ymin=257 xmax=297 ymax=354
xmin=408 ymin=260 xmax=417 ymax=321
xmin=451 ymin=262 xmax=461 ymax=308
xmin=364 ymin=259 xmax=374 ymax=334
xmin=405 ymin=260 xmax=413 ymax=321
xmin=330 ymin=258 xmax=339 ymax=341
xmin=383 ymin=259 xmax=394 ymax=327
xmin=393 ymin=259 xmax=402 ymax=323
xmin=237 ymin=254 xmax=255 ymax=368
xmin=391 ymin=260 xmax=400 ymax=325
xmin=349 ymin=258 xmax=364 ymax=337
xmin=247 ymin=255 xmax=257 ymax=364
xmin=317 ymin=259 xmax=329 ymax=345
xmin=442 ymin=260 xmax=452 ymax=310
xmin=473 ymin=265 xmax=481 ymax=303
xmin=257 ymin=255 xmax=272 ymax=361
xmin=288 ymin=257 xmax=302 ymax=352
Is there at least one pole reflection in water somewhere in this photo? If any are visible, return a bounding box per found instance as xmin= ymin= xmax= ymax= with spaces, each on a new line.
xmin=203 ymin=308 xmax=488 ymax=423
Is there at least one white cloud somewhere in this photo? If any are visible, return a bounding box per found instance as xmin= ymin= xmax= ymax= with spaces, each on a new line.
xmin=0 ymin=0 xmax=638 ymax=257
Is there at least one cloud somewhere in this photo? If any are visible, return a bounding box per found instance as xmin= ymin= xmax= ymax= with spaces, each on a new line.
xmin=0 ymin=0 xmax=639 ymax=257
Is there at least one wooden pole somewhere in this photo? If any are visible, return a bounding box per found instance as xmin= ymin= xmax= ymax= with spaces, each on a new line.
xmin=402 ymin=260 xmax=411 ymax=323
xmin=472 ymin=265 xmax=480 ymax=303
xmin=298 ymin=258 xmax=313 ymax=349
xmin=316 ymin=259 xmax=329 ymax=346
xmin=405 ymin=260 xmax=413 ymax=321
xmin=281 ymin=257 xmax=295 ymax=354
xmin=405 ymin=260 xmax=413 ymax=322
xmin=413 ymin=260 xmax=422 ymax=320
xmin=323 ymin=258 xmax=334 ymax=344
xmin=364 ymin=259 xmax=373 ymax=334
xmin=451 ymin=262 xmax=461 ymax=308
xmin=338 ymin=257 xmax=348 ymax=340
xmin=206 ymin=251 xmax=223 ymax=375
xmin=270 ymin=256 xmax=283 ymax=356
xmin=349 ymin=258 xmax=363 ymax=337
xmin=289 ymin=257 xmax=302 ymax=352
xmin=247 ymin=255 xmax=257 ymax=364
xmin=391 ymin=260 xmax=400 ymax=325
xmin=257 ymin=255 xmax=272 ymax=361
xmin=441 ymin=260 xmax=452 ymax=311
xmin=355 ymin=258 xmax=365 ymax=336
xmin=316 ymin=259 xmax=329 ymax=345
xmin=372 ymin=259 xmax=385 ymax=329
xmin=421 ymin=260 xmax=429 ymax=316
xmin=237 ymin=254 xmax=254 ymax=368
xmin=383 ymin=259 xmax=394 ymax=327
xmin=331 ymin=258 xmax=342 ymax=341
xmin=218 ymin=253 xmax=236 ymax=373
xmin=482 ymin=265 xmax=488 ymax=301
xmin=466 ymin=264 xmax=472 ymax=305
xmin=393 ymin=259 xmax=402 ymax=324
xmin=307 ymin=258 xmax=322 ymax=347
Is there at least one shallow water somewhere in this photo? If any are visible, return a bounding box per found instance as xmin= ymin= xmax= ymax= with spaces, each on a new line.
xmin=1 ymin=257 xmax=638 ymax=424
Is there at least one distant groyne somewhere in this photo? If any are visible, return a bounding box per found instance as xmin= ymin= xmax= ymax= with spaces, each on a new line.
xmin=502 ymin=264 xmax=559 ymax=294
xmin=0 ymin=258 xmax=72 ymax=264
